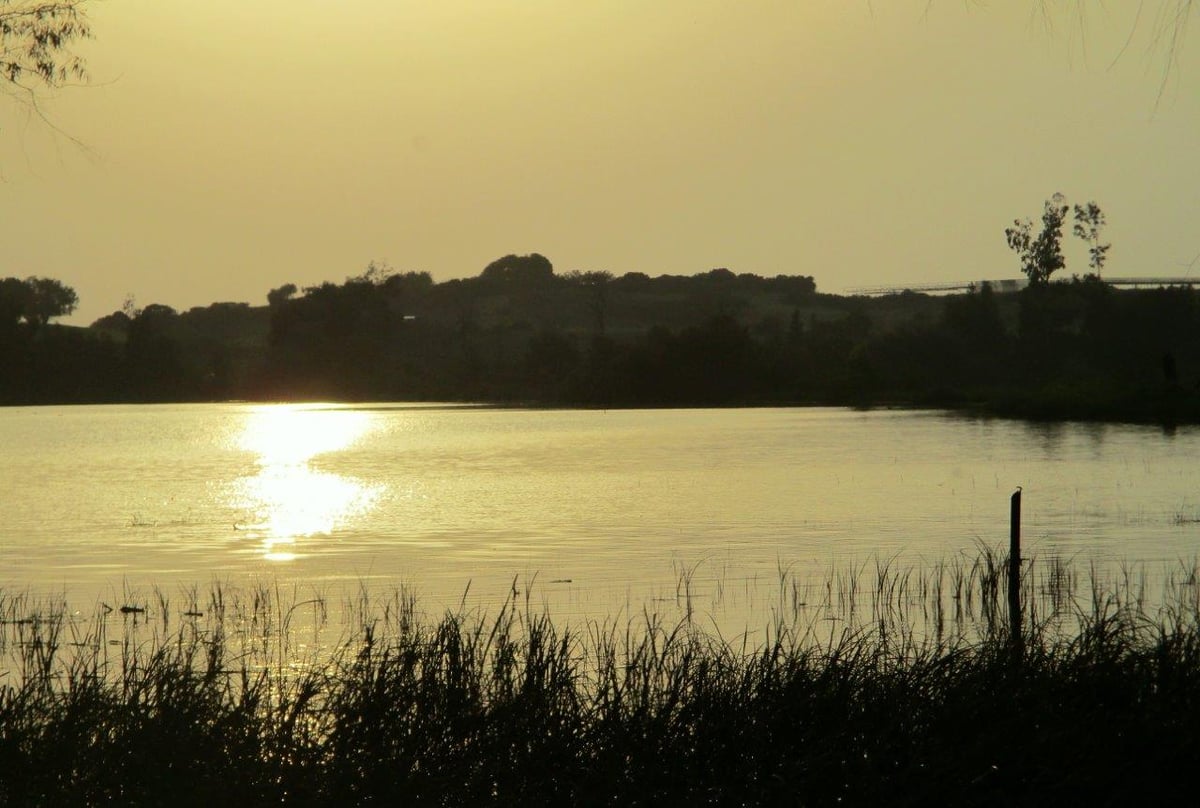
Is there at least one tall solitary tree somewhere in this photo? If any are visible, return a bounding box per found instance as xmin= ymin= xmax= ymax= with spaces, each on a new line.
xmin=1073 ymin=201 xmax=1111 ymax=277
xmin=1005 ymin=193 xmax=1070 ymax=286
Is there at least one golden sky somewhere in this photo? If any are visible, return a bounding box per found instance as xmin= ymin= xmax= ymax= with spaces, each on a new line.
xmin=2 ymin=1 xmax=1198 ymax=324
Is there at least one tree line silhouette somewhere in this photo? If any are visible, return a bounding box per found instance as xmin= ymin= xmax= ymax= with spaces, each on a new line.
xmin=2 ymin=257 xmax=1198 ymax=421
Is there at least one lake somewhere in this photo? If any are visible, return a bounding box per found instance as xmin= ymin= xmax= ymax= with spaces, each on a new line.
xmin=2 ymin=403 xmax=1198 ymax=630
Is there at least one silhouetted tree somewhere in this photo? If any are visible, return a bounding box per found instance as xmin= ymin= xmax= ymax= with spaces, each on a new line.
xmin=266 ymin=277 xmax=400 ymax=398
xmin=480 ymin=253 xmax=554 ymax=285
xmin=348 ymin=261 xmax=393 ymax=285
xmin=381 ymin=270 xmax=434 ymax=316
xmin=1006 ymin=194 xmax=1069 ymax=285
xmin=382 ymin=271 xmax=433 ymax=296
xmin=23 ymin=276 xmax=78 ymax=327
xmin=0 ymin=276 xmax=77 ymax=329
xmin=1073 ymin=202 xmax=1110 ymax=276
xmin=0 ymin=276 xmax=31 ymax=327
xmin=702 ymin=268 xmax=736 ymax=283
xmin=126 ymin=304 xmax=189 ymax=399
xmin=267 ymin=283 xmax=297 ymax=307
xmin=89 ymin=309 xmax=131 ymax=336
xmin=771 ymin=274 xmax=818 ymax=303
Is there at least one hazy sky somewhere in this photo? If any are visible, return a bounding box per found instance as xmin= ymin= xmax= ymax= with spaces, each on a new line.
xmin=2 ymin=1 xmax=1198 ymax=324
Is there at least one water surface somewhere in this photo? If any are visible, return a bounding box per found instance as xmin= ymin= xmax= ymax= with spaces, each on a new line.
xmin=2 ymin=404 xmax=1197 ymax=626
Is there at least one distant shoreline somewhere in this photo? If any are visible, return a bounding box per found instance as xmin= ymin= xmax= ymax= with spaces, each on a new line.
xmin=7 ymin=278 xmax=1200 ymax=425
xmin=6 ymin=395 xmax=1198 ymax=428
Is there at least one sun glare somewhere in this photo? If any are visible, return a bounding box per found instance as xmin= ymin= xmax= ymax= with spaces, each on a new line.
xmin=232 ymin=405 xmax=382 ymax=561
xmin=239 ymin=405 xmax=375 ymax=466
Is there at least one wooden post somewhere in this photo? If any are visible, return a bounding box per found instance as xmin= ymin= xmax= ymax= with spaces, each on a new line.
xmin=1009 ymin=488 xmax=1023 ymax=663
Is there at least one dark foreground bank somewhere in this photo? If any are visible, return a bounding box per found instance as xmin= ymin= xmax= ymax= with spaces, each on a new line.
xmin=2 ymin=557 xmax=1199 ymax=806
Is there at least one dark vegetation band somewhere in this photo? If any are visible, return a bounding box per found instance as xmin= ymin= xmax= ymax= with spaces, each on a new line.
xmin=3 ymin=257 xmax=1200 ymax=422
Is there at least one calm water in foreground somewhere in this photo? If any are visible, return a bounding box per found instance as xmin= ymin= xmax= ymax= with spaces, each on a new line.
xmin=2 ymin=404 xmax=1198 ymax=628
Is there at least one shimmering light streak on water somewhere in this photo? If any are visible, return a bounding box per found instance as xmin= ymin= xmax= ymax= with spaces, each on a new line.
xmin=228 ymin=405 xmax=382 ymax=562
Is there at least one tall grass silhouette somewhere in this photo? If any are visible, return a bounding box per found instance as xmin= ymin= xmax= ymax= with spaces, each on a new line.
xmin=2 ymin=550 xmax=1200 ymax=803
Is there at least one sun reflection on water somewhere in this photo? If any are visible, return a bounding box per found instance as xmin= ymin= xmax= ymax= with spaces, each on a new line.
xmin=233 ymin=405 xmax=382 ymax=562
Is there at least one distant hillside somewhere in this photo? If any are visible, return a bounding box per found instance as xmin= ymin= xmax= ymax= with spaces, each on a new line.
xmin=5 ymin=256 xmax=1199 ymax=422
